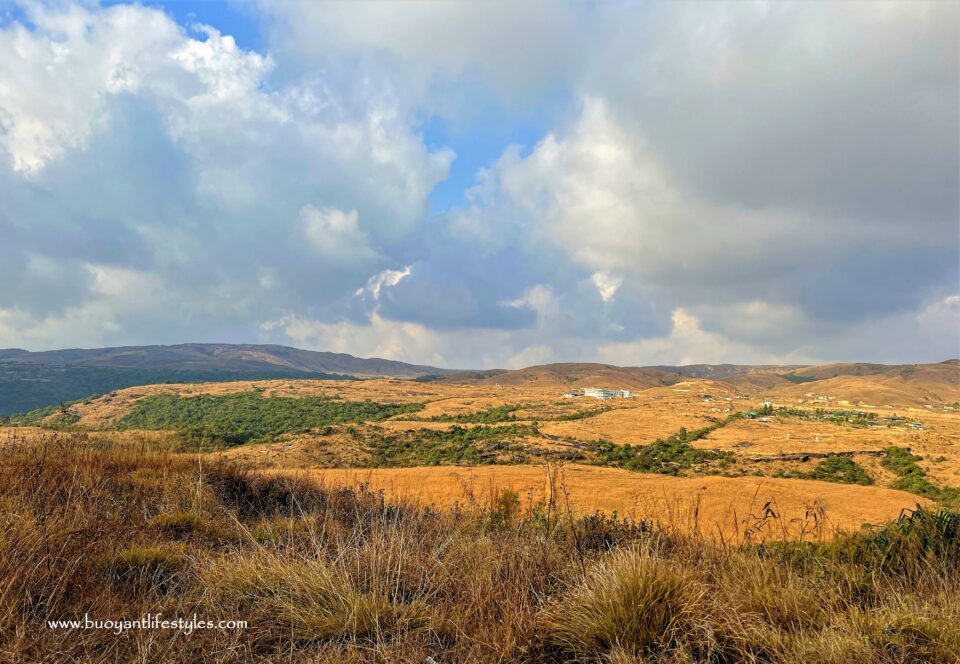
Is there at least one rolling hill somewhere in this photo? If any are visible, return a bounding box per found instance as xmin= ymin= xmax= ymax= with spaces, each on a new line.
xmin=775 ymin=360 xmax=960 ymax=407
xmin=652 ymin=364 xmax=805 ymax=379
xmin=455 ymin=362 xmax=676 ymax=390
xmin=0 ymin=344 xmax=449 ymax=415
xmin=0 ymin=343 xmax=446 ymax=376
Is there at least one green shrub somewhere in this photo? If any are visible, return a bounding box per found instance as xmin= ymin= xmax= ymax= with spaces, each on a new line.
xmin=782 ymin=373 xmax=817 ymax=384
xmin=881 ymin=447 xmax=959 ymax=505
xmin=364 ymin=424 xmax=538 ymax=467
xmin=883 ymin=446 xmax=925 ymax=477
xmin=412 ymin=374 xmax=444 ymax=383
xmin=773 ymin=407 xmax=878 ymax=427
xmin=589 ymin=416 xmax=740 ymax=475
xmin=4 ymin=401 xmax=85 ymax=428
xmin=811 ymin=456 xmax=873 ymax=485
xmin=829 ymin=508 xmax=960 ymax=577
xmin=627 ymin=438 xmax=733 ymax=475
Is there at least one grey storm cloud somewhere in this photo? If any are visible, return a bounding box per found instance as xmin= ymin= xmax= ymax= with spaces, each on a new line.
xmin=595 ymin=2 xmax=959 ymax=226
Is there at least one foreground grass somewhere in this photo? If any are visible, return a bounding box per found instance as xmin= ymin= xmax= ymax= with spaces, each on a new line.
xmin=0 ymin=433 xmax=957 ymax=663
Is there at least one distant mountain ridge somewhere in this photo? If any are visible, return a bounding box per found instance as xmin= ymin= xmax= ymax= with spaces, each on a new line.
xmin=5 ymin=345 xmax=954 ymax=381
xmin=0 ymin=344 xmax=449 ymax=416
xmin=1 ymin=344 xmax=956 ymax=416
xmin=651 ymin=364 xmax=806 ymax=379
xmin=0 ymin=343 xmax=447 ymax=377
xmin=481 ymin=360 xmax=958 ymax=383
xmin=441 ymin=363 xmax=674 ymax=390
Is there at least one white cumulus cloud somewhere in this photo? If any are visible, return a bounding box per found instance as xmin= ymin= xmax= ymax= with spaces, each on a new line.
xmin=591 ymin=271 xmax=623 ymax=303
xmin=357 ymin=265 xmax=413 ymax=300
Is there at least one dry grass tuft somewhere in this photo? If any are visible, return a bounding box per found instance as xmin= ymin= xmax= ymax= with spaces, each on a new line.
xmin=718 ymin=556 xmax=828 ymax=632
xmin=201 ymin=554 xmax=431 ymax=645
xmin=542 ymin=548 xmax=704 ymax=658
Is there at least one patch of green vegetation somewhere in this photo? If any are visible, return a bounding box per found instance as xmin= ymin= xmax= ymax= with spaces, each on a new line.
xmin=882 ymin=446 xmax=924 ymax=477
xmin=774 ymin=407 xmax=877 ymax=427
xmin=117 ymin=392 xmax=424 ymax=445
xmin=0 ymin=363 xmax=357 ymax=417
xmin=782 ymin=373 xmax=817 ymax=384
xmin=590 ymin=438 xmax=734 ymax=476
xmin=892 ymin=473 xmax=940 ymax=498
xmin=45 ymin=407 xmax=81 ymax=429
xmin=2 ymin=397 xmax=93 ymax=428
xmin=588 ymin=415 xmax=740 ymax=476
xmin=882 ymin=446 xmax=960 ymax=508
xmin=809 ymin=455 xmax=873 ymax=485
xmin=167 ymin=430 xmax=236 ymax=453
xmin=412 ymin=374 xmax=444 ymax=383
xmin=415 ymin=403 xmax=611 ymax=425
xmin=551 ymin=406 xmax=612 ymax=421
xmin=362 ymin=424 xmax=538 ymax=467
xmin=761 ymin=506 xmax=960 ymax=579
xmin=937 ymin=487 xmax=960 ymax=509
xmin=2 ymin=403 xmax=60 ymax=427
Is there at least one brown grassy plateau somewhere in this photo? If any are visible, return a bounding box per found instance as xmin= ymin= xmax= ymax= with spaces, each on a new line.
xmin=9 ymin=359 xmax=958 ymax=534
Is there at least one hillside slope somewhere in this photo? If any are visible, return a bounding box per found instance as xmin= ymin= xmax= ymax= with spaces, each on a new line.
xmin=774 ymin=360 xmax=960 ymax=407
xmin=0 ymin=343 xmax=446 ymax=377
xmin=460 ymin=363 xmax=674 ymax=390
xmin=653 ymin=364 xmax=805 ymax=379
xmin=0 ymin=344 xmax=449 ymax=415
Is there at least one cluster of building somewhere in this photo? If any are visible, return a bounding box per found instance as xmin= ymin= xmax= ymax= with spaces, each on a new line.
xmin=562 ymin=387 xmax=634 ymax=401
xmin=801 ymin=392 xmax=833 ymax=402
xmin=884 ymin=415 xmax=924 ymax=430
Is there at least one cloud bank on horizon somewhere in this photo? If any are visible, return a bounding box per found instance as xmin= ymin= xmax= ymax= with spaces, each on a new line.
xmin=0 ymin=0 xmax=957 ymax=368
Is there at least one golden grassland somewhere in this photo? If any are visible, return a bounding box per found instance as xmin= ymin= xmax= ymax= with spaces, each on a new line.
xmin=0 ymin=432 xmax=957 ymax=663
xmin=265 ymin=464 xmax=930 ymax=542
xmin=10 ymin=367 xmax=957 ymax=514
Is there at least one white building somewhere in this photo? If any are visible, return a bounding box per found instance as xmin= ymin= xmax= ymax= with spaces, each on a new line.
xmin=582 ymin=387 xmax=633 ymax=400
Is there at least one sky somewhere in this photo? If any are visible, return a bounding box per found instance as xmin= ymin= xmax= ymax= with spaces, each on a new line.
xmin=0 ymin=0 xmax=957 ymax=369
